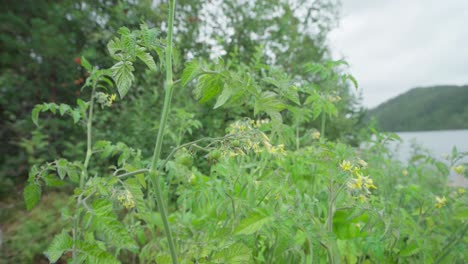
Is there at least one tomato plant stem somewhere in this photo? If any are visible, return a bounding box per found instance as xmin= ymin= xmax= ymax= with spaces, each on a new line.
xmin=148 ymin=0 xmax=178 ymax=263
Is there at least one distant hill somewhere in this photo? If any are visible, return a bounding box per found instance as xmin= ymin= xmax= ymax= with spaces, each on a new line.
xmin=369 ymin=85 xmax=468 ymax=132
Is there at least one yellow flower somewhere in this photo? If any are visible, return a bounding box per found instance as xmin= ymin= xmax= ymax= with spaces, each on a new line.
xmin=453 ymin=165 xmax=465 ymax=175
xmin=363 ymin=177 xmax=377 ymax=190
xmin=402 ymin=169 xmax=409 ymax=176
xmin=340 ymin=160 xmax=352 ymax=172
xmin=435 ymin=196 xmax=447 ymax=208
xmin=458 ymin=188 xmax=465 ymax=195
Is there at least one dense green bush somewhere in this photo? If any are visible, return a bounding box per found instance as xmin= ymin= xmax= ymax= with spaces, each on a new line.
xmin=2 ymin=1 xmax=466 ymax=263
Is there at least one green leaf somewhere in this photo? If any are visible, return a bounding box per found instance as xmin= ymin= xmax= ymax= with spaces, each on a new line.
xmin=81 ymin=56 xmax=93 ymax=72
xmin=121 ymin=34 xmax=136 ymax=59
xmin=139 ymin=24 xmax=159 ymax=49
xmin=44 ymin=229 xmax=73 ymax=263
xmin=111 ymin=61 xmax=135 ymax=98
xmin=212 ymin=243 xmax=252 ymax=263
xmin=195 ymin=72 xmax=224 ymax=103
xmin=77 ymin=241 xmax=119 ymax=264
xmin=235 ymin=213 xmax=272 ymax=235
xmin=32 ymin=105 xmax=42 ymax=126
xmin=107 ymin=38 xmax=121 ymax=59
xmin=56 ymin=159 xmax=68 ymax=180
xmin=136 ymin=48 xmax=157 ymax=71
xmin=399 ymin=243 xmax=420 ymax=257
xmin=181 ymin=60 xmax=200 ymax=86
xmin=213 ymin=85 xmax=234 ymax=109
xmin=59 ymin=104 xmax=71 ymax=116
xmin=72 ymin=109 xmax=81 ymax=124
xmin=24 ymin=183 xmax=41 ymax=210
xmin=91 ymin=199 xmax=138 ymax=250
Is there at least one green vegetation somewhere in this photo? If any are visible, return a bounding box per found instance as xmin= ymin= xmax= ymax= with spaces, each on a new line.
xmin=1 ymin=1 xmax=467 ymax=263
xmin=369 ymin=85 xmax=468 ymax=132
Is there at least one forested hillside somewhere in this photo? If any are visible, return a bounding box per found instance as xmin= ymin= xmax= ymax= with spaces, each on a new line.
xmin=369 ymin=85 xmax=468 ymax=131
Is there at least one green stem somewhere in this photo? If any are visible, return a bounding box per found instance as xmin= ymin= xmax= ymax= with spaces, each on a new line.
xmin=148 ymin=1 xmax=178 ymax=263
xmin=80 ymin=86 xmax=96 ymax=188
xmin=73 ymin=84 xmax=96 ymax=259
xmin=321 ymin=113 xmax=326 ymax=139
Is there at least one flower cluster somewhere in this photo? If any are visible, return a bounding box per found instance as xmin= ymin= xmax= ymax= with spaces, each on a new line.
xmin=95 ymin=92 xmax=117 ymax=108
xmin=341 ymin=159 xmax=376 ymax=202
xmin=117 ymin=190 xmax=135 ymax=209
xmin=435 ymin=196 xmax=447 ymax=209
xmin=224 ymin=119 xmax=286 ymax=157
xmin=312 ymin=130 xmax=320 ymax=140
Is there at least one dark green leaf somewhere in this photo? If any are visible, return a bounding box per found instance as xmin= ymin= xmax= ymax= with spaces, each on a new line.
xmin=24 ymin=183 xmax=41 ymax=210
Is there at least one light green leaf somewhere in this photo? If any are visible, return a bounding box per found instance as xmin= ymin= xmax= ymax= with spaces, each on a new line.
xmin=71 ymin=109 xmax=81 ymax=124
xmin=56 ymin=159 xmax=68 ymax=180
xmin=91 ymin=199 xmax=138 ymax=250
xmin=77 ymin=241 xmax=119 ymax=264
xmin=254 ymin=91 xmax=286 ymax=124
xmin=181 ymin=60 xmax=200 ymax=86
xmin=121 ymin=33 xmax=136 ymax=59
xmin=213 ymin=85 xmax=234 ymax=109
xmin=107 ymin=38 xmax=121 ymax=59
xmin=235 ymin=213 xmax=272 ymax=235
xmin=111 ymin=61 xmax=135 ymax=98
xmin=81 ymin=56 xmax=93 ymax=72
xmin=24 ymin=183 xmax=41 ymax=210
xmin=195 ymin=72 xmax=224 ymax=103
xmin=212 ymin=243 xmax=252 ymax=263
xmin=44 ymin=229 xmax=73 ymax=263
xmin=59 ymin=104 xmax=71 ymax=116
xmin=136 ymin=48 xmax=157 ymax=71
xmin=399 ymin=243 xmax=420 ymax=257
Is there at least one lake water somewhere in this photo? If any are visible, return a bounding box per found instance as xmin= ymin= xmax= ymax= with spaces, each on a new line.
xmin=389 ymin=129 xmax=468 ymax=186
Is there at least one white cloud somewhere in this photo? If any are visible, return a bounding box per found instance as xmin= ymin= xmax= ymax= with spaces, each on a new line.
xmin=328 ymin=0 xmax=468 ymax=108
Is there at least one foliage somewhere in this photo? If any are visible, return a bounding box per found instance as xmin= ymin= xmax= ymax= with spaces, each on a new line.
xmin=369 ymin=85 xmax=468 ymax=131
xmin=4 ymin=1 xmax=467 ymax=264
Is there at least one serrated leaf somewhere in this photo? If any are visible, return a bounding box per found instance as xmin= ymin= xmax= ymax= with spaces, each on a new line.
xmin=56 ymin=159 xmax=68 ymax=180
xmin=181 ymin=60 xmax=200 ymax=86
xmin=399 ymin=243 xmax=420 ymax=257
xmin=77 ymin=241 xmax=119 ymax=264
xmin=195 ymin=73 xmax=224 ymax=103
xmin=24 ymin=183 xmax=41 ymax=210
xmin=212 ymin=243 xmax=252 ymax=263
xmin=235 ymin=213 xmax=272 ymax=235
xmin=44 ymin=230 xmax=73 ymax=263
xmin=111 ymin=61 xmax=135 ymax=98
xmin=72 ymin=109 xmax=81 ymax=124
xmin=254 ymin=91 xmax=286 ymax=124
xmin=32 ymin=105 xmax=42 ymax=126
xmin=107 ymin=38 xmax=121 ymax=59
xmin=81 ymin=56 xmax=93 ymax=72
xmin=136 ymin=48 xmax=157 ymax=71
xmin=59 ymin=104 xmax=71 ymax=116
xmin=121 ymin=33 xmax=136 ymax=59
xmin=139 ymin=24 xmax=159 ymax=49
xmin=213 ymin=85 xmax=234 ymax=109
xmin=91 ymin=199 xmax=138 ymax=250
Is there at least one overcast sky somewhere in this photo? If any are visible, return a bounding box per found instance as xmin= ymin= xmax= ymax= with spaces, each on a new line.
xmin=328 ymin=0 xmax=468 ymax=108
